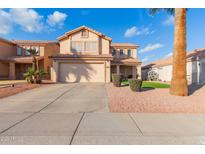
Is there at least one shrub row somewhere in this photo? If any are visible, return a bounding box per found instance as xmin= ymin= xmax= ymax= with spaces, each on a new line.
xmin=112 ymin=73 xmax=142 ymax=92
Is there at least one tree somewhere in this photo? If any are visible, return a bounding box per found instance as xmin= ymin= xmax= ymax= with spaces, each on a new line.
xmin=24 ymin=48 xmax=46 ymax=84
xmin=27 ymin=48 xmax=38 ymax=71
xmin=149 ymin=8 xmax=188 ymax=96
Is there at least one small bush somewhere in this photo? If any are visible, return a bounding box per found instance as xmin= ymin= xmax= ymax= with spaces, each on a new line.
xmin=112 ymin=73 xmax=122 ymax=87
xmin=23 ymin=67 xmax=46 ymax=84
xmin=128 ymin=79 xmax=142 ymax=92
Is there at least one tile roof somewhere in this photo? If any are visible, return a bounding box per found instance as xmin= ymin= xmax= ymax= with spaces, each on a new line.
xmin=0 ymin=37 xmax=16 ymax=45
xmin=142 ymin=48 xmax=205 ymax=69
xmin=58 ymin=25 xmax=112 ymax=41
xmin=111 ymin=43 xmax=139 ymax=47
xmin=50 ymin=53 xmax=113 ymax=60
xmin=112 ymin=57 xmax=141 ymax=65
xmin=0 ymin=56 xmax=44 ymax=63
xmin=13 ymin=40 xmax=59 ymax=46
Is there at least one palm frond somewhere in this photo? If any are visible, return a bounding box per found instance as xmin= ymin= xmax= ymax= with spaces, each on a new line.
xmin=149 ymin=8 xmax=175 ymax=16
xmin=27 ymin=48 xmax=38 ymax=56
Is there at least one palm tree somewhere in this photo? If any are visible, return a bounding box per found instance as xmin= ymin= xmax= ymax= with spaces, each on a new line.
xmin=27 ymin=48 xmax=38 ymax=71
xmin=23 ymin=67 xmax=35 ymax=83
xmin=149 ymin=8 xmax=188 ymax=96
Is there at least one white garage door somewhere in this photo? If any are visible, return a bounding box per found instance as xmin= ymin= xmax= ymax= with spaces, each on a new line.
xmin=59 ymin=62 xmax=105 ymax=82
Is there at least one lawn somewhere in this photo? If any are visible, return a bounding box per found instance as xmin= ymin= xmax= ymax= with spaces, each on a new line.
xmin=122 ymin=80 xmax=170 ymax=88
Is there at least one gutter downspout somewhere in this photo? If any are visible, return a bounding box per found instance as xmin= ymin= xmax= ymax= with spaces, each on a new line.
xmin=196 ymin=56 xmax=200 ymax=85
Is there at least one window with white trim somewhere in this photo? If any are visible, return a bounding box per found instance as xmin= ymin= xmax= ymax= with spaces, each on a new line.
xmin=25 ymin=46 xmax=31 ymax=56
xmin=127 ymin=49 xmax=131 ymax=57
xmin=71 ymin=41 xmax=97 ymax=52
xmin=81 ymin=30 xmax=89 ymax=38
xmin=71 ymin=42 xmax=83 ymax=52
xmin=120 ymin=49 xmax=123 ymax=55
xmin=112 ymin=49 xmax=116 ymax=56
xmin=85 ymin=41 xmax=97 ymax=52
xmin=17 ymin=47 xmax=23 ymax=56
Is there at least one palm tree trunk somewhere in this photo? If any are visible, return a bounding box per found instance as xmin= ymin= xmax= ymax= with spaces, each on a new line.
xmin=170 ymin=8 xmax=188 ymax=96
xmin=32 ymin=55 xmax=37 ymax=71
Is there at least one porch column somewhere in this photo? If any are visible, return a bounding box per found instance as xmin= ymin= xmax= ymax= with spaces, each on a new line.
xmin=132 ymin=66 xmax=137 ymax=79
xmin=137 ymin=65 xmax=141 ymax=79
xmin=9 ymin=62 xmax=16 ymax=80
xmin=117 ymin=65 xmax=120 ymax=75
xmin=105 ymin=60 xmax=111 ymax=82
xmin=51 ymin=60 xmax=59 ymax=82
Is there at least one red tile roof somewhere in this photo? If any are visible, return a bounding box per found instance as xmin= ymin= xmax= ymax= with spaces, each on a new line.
xmin=50 ymin=54 xmax=113 ymax=60
xmin=111 ymin=43 xmax=139 ymax=48
xmin=112 ymin=57 xmax=141 ymax=66
xmin=58 ymin=26 xmax=112 ymax=41
xmin=142 ymin=48 xmax=205 ymax=69
xmin=13 ymin=40 xmax=59 ymax=46
xmin=0 ymin=56 xmax=44 ymax=63
xmin=0 ymin=37 xmax=16 ymax=45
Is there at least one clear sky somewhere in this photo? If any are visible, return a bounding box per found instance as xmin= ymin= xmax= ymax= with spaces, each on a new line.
xmin=0 ymin=8 xmax=205 ymax=64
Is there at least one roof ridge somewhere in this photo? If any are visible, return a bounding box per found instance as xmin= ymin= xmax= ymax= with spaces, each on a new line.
xmin=58 ymin=25 xmax=112 ymax=41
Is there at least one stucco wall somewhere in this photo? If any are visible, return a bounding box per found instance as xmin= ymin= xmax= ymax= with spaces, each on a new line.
xmin=44 ymin=43 xmax=60 ymax=73
xmin=199 ymin=58 xmax=205 ymax=83
xmin=142 ymin=61 xmax=199 ymax=84
xmin=101 ymin=38 xmax=110 ymax=55
xmin=59 ymin=37 xmax=70 ymax=54
xmin=132 ymin=49 xmax=137 ymax=59
xmin=59 ymin=31 xmax=110 ymax=55
xmin=0 ymin=41 xmax=16 ymax=77
xmin=0 ymin=41 xmax=16 ymax=58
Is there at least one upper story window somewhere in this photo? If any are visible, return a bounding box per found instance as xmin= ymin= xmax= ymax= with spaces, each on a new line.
xmin=17 ymin=47 xmax=23 ymax=56
xmin=71 ymin=41 xmax=97 ymax=52
xmin=81 ymin=30 xmax=89 ymax=38
xmin=127 ymin=49 xmax=131 ymax=57
xmin=71 ymin=42 xmax=83 ymax=52
xmin=120 ymin=49 xmax=123 ymax=55
xmin=112 ymin=49 xmax=116 ymax=56
xmin=85 ymin=41 xmax=97 ymax=52
xmin=25 ymin=46 xmax=31 ymax=56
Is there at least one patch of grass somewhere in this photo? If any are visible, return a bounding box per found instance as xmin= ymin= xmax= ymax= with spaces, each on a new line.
xmin=121 ymin=80 xmax=170 ymax=88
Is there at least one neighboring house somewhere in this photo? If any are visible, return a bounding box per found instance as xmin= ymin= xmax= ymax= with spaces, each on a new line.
xmin=0 ymin=26 xmax=141 ymax=82
xmin=50 ymin=26 xmax=141 ymax=82
xmin=0 ymin=38 xmax=17 ymax=79
xmin=0 ymin=39 xmax=59 ymax=79
xmin=142 ymin=48 xmax=205 ymax=85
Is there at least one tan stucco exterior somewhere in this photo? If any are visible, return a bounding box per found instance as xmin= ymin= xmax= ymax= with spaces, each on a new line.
xmin=0 ymin=39 xmax=16 ymax=78
xmin=142 ymin=49 xmax=205 ymax=85
xmin=44 ymin=43 xmax=60 ymax=73
xmin=59 ymin=30 xmax=110 ymax=55
xmin=0 ymin=26 xmax=141 ymax=82
xmin=0 ymin=39 xmax=60 ymax=79
xmin=50 ymin=26 xmax=141 ymax=83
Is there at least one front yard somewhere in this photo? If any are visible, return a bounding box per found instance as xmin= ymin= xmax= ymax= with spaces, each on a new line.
xmin=122 ymin=80 xmax=170 ymax=88
xmin=0 ymin=80 xmax=54 ymax=99
xmin=106 ymin=82 xmax=205 ymax=113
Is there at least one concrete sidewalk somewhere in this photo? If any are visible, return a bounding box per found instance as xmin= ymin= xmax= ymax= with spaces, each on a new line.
xmin=1 ymin=112 xmax=205 ymax=144
xmin=0 ymin=83 xmax=205 ymax=144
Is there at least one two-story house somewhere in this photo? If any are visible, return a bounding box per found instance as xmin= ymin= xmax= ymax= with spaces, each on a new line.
xmin=50 ymin=26 xmax=141 ymax=82
xmin=0 ymin=26 xmax=141 ymax=82
xmin=0 ymin=39 xmax=59 ymax=79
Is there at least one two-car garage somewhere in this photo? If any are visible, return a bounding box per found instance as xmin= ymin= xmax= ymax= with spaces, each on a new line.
xmin=50 ymin=55 xmax=112 ymax=83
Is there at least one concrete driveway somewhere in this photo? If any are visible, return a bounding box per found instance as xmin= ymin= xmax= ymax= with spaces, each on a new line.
xmin=1 ymin=83 xmax=205 ymax=144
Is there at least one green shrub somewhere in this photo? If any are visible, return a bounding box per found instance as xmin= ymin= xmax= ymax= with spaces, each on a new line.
xmin=128 ymin=79 xmax=142 ymax=92
xmin=112 ymin=73 xmax=122 ymax=87
xmin=23 ymin=67 xmax=46 ymax=84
